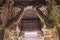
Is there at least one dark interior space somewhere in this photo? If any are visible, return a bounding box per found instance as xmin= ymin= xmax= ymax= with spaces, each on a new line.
xmin=19 ymin=19 xmax=42 ymax=31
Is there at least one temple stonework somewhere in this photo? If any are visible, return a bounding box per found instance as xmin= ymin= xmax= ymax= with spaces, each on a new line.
xmin=0 ymin=0 xmax=60 ymax=40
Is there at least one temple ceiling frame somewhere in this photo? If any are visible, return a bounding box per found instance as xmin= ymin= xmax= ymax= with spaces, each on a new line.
xmin=9 ymin=6 xmax=46 ymax=28
xmin=0 ymin=0 xmax=48 ymax=28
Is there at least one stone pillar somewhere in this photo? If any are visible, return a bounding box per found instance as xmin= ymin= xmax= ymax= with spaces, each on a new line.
xmin=16 ymin=24 xmax=20 ymax=40
xmin=4 ymin=24 xmax=20 ymax=40
xmin=4 ymin=28 xmax=10 ymax=40
xmin=42 ymin=28 xmax=54 ymax=40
